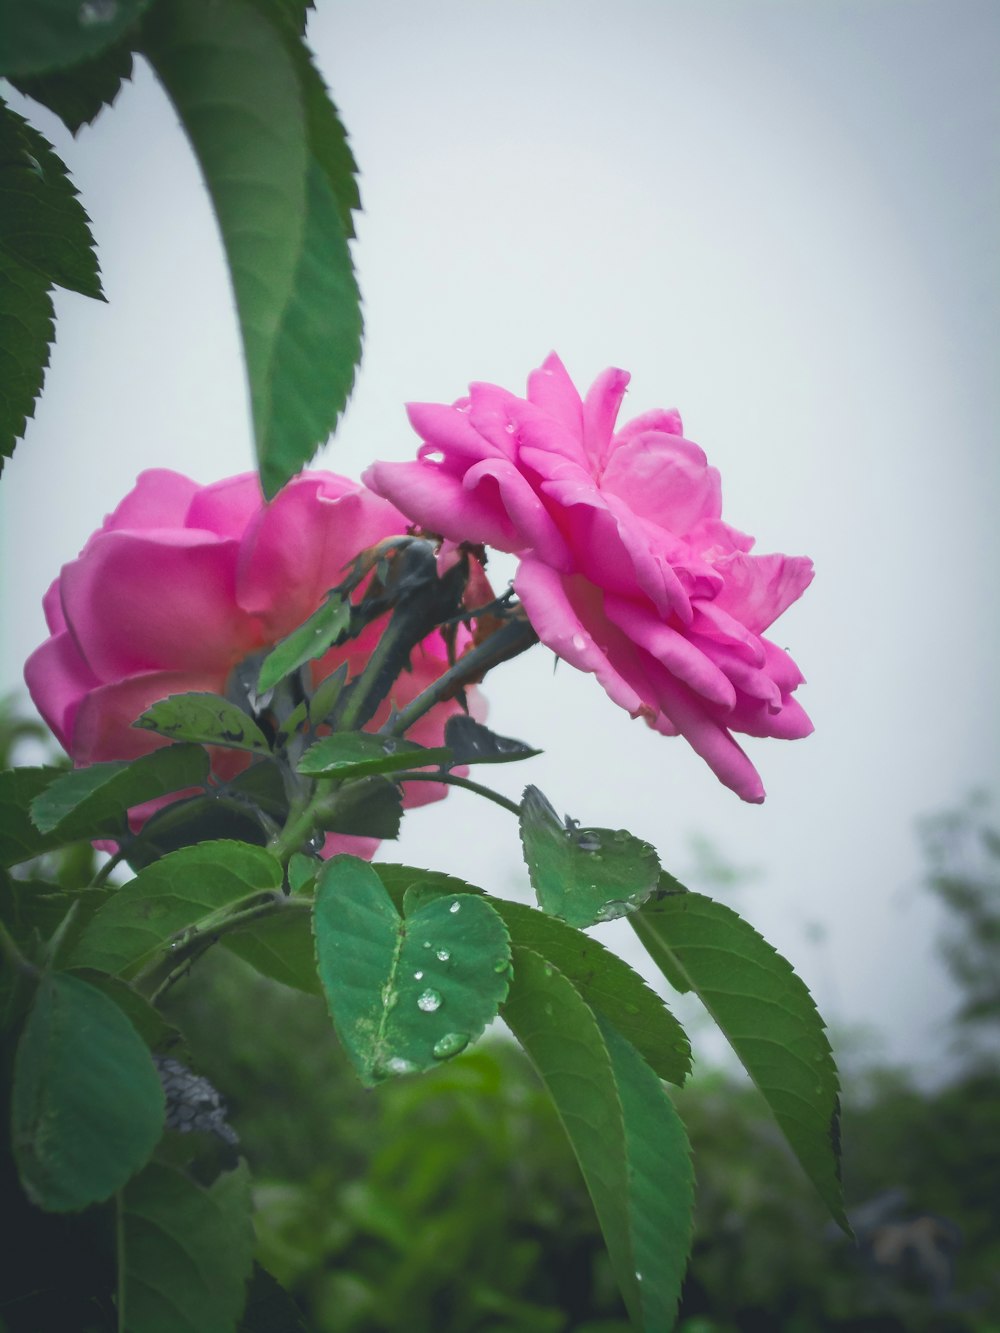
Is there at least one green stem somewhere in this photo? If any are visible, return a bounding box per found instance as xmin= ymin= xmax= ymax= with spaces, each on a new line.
xmin=91 ymin=848 xmax=126 ymax=888
xmin=383 ymin=615 xmax=539 ymax=738
xmin=0 ymin=919 xmax=39 ymax=979
xmin=266 ymin=778 xmax=339 ymax=867
xmin=396 ymin=770 xmax=522 ymax=817
xmin=134 ymin=890 xmax=308 ymax=1003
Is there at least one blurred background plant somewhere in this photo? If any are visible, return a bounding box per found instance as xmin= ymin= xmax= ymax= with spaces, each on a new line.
xmin=3 ymin=695 xmax=997 ymax=1332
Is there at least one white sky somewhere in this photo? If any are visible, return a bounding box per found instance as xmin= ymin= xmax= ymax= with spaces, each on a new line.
xmin=2 ymin=0 xmax=998 ymax=1073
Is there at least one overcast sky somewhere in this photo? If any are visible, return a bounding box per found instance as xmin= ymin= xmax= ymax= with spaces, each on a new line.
xmin=2 ymin=0 xmax=998 ymax=1074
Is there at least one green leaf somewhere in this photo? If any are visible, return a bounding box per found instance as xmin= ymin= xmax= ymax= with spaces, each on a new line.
xmin=298 ymin=731 xmax=451 ymax=780
xmin=257 ymin=591 xmax=351 ymax=694
xmin=313 ymin=855 xmax=510 ymax=1085
xmin=29 ymin=743 xmax=210 ymax=836
xmin=238 ymin=1263 xmax=309 ymax=1332
xmin=287 ymin=851 xmax=316 ymax=894
xmin=224 ymin=903 xmax=320 ymax=995
xmin=72 ymin=839 xmax=282 ymax=976
xmin=372 ymin=864 xmax=691 ymax=1086
xmin=133 ymin=692 xmax=271 ymax=754
xmin=118 ymin=1159 xmax=255 ymax=1333
xmin=141 ymin=0 xmax=362 ymax=498
xmin=519 ymin=785 xmax=661 ymax=928
xmin=631 ymin=885 xmax=848 ymax=1231
xmin=0 ymin=98 xmax=103 ymax=297
xmin=444 ymin=715 xmax=541 ymax=765
xmin=11 ymin=971 xmax=165 ymax=1211
xmin=323 ymin=775 xmax=402 ymax=840
xmin=70 ymin=968 xmax=179 ymax=1049
xmin=0 ymin=232 xmax=54 ymax=473
xmin=503 ymin=948 xmax=693 ymax=1330
xmin=10 ymin=38 xmax=135 ymax=133
xmin=0 ymin=764 xmax=65 ymax=865
xmin=0 ymin=0 xmax=151 ymax=78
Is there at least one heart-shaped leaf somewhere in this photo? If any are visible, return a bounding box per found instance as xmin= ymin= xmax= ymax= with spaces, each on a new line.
xmin=520 ymin=785 xmax=660 ymax=927
xmin=313 ymin=856 xmax=510 ymax=1084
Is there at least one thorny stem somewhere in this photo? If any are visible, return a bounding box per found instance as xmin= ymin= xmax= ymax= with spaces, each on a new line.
xmin=382 ymin=614 xmax=539 ymax=738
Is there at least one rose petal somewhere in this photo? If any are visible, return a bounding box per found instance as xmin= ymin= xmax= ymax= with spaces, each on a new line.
xmin=24 ymin=630 xmax=101 ymax=750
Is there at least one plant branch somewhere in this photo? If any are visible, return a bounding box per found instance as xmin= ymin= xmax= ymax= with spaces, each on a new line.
xmin=396 ymin=770 xmax=522 ymax=817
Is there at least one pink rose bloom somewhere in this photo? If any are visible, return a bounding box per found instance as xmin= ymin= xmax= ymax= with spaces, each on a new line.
xmin=25 ymin=468 xmax=478 ymax=853
xmin=364 ymin=354 xmax=813 ymax=802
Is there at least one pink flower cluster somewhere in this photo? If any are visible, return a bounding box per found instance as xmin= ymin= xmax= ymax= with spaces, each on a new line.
xmin=365 ymin=353 xmax=813 ymax=801
xmin=25 ymin=469 xmax=471 ymax=851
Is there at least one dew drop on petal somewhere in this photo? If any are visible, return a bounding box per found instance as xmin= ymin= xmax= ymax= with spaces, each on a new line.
xmin=417 ymin=988 xmax=442 ymax=1013
xmin=571 ymin=633 xmax=587 ymax=652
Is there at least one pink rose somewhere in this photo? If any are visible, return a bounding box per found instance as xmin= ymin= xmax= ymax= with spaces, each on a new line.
xmin=364 ymin=353 xmax=813 ymax=802
xmin=25 ymin=468 xmax=478 ymax=853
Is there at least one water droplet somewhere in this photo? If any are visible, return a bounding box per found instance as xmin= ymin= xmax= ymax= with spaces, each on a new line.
xmin=435 ymin=948 xmax=451 ymax=962
xmin=79 ymin=0 xmax=117 ymax=24
xmin=384 ymin=1056 xmax=418 ymax=1076
xmin=449 ymin=900 xmax=461 ymax=914
xmin=577 ymin=831 xmax=602 ymax=853
xmin=571 ymin=632 xmax=587 ymax=652
xmin=422 ymin=940 xmax=433 ymax=949
xmin=493 ymin=957 xmax=510 ymax=973
xmin=636 ymin=1271 xmax=644 ymax=1283
xmin=381 ymin=737 xmax=399 ymax=754
xmin=543 ymin=965 xmax=554 ymax=977
xmin=594 ymin=899 xmax=629 ymax=922
xmin=417 ymin=987 xmax=442 ymax=1013
xmin=413 ymin=971 xmax=424 ymax=981
xmin=613 ymin=829 xmax=630 ymax=843
xmin=432 ymin=1031 xmax=469 ymax=1059
xmin=504 ymin=422 xmax=516 ymax=434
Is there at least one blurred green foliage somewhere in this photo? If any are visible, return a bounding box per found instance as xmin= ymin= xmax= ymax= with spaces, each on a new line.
xmin=4 ymin=698 xmax=998 ymax=1331
xmin=161 ymin=791 xmax=999 ymax=1333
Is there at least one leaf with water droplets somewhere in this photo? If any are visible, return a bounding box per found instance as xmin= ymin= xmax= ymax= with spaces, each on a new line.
xmin=313 ymin=856 xmax=510 ymax=1085
xmin=631 ymin=882 xmax=849 ymax=1232
xmin=443 ymin=716 xmax=541 ymax=766
xmin=257 ymin=592 xmax=351 ymax=694
xmin=519 ymin=785 xmax=661 ymax=928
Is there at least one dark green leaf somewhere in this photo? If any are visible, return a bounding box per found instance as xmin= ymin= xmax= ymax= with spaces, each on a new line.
xmin=257 ymin=594 xmax=351 ymax=695
xmin=11 ymin=971 xmax=164 ymax=1211
xmin=631 ymin=886 xmax=848 ymax=1231
xmin=29 ymin=743 xmax=210 ymax=836
xmin=0 ymin=98 xmax=102 ymax=296
xmin=0 ymin=241 xmax=54 ymax=473
xmin=224 ymin=902 xmax=320 ymax=995
xmin=444 ymin=715 xmax=541 ymax=766
xmin=323 ymin=775 xmax=402 ymax=840
xmin=239 ymin=1263 xmax=309 ymax=1333
xmin=0 ymin=764 xmax=65 ymax=865
xmin=520 ymin=785 xmax=661 ymax=928
xmin=72 ymin=839 xmax=282 ymax=976
xmin=313 ymin=855 xmax=510 ymax=1085
xmin=119 ymin=1159 xmax=255 ymax=1333
xmin=503 ymin=948 xmax=693 ymax=1330
xmin=287 ymin=851 xmax=316 ymax=894
xmin=69 ymin=968 xmax=179 ymax=1048
xmin=10 ymin=38 xmax=135 ymax=133
xmin=298 ymin=731 xmax=450 ymax=780
xmin=141 ymin=0 xmax=362 ymax=498
xmin=372 ymin=864 xmax=690 ymax=1086
xmin=133 ymin=692 xmax=270 ymax=753
xmin=0 ymin=0 xmax=150 ymax=77
xmin=0 ymin=867 xmax=110 ymax=950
